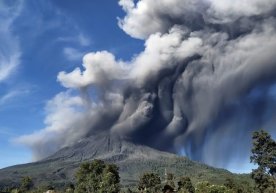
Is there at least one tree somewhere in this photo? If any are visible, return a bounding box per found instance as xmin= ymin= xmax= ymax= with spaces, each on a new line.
xmin=177 ymin=177 xmax=195 ymax=193
xmin=19 ymin=176 xmax=33 ymax=192
xmin=75 ymin=160 xmax=120 ymax=193
xmin=251 ymin=168 xmax=274 ymax=193
xmin=100 ymin=164 xmax=121 ymax=193
xmin=250 ymin=130 xmax=276 ymax=193
xmin=138 ymin=172 xmax=161 ymax=193
xmin=224 ymin=178 xmax=245 ymax=193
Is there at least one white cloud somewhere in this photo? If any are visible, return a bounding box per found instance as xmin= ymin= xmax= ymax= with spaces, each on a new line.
xmin=0 ymin=91 xmax=21 ymax=106
xmin=0 ymin=87 xmax=31 ymax=107
xmin=57 ymin=33 xmax=91 ymax=46
xmin=78 ymin=33 xmax=91 ymax=46
xmin=63 ymin=47 xmax=84 ymax=61
xmin=62 ymin=34 xmax=91 ymax=61
xmin=0 ymin=1 xmax=23 ymax=83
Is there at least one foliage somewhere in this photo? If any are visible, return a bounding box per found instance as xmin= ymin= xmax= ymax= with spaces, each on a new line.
xmin=18 ymin=176 xmax=33 ymax=192
xmin=251 ymin=168 xmax=275 ymax=193
xmin=250 ymin=130 xmax=276 ymax=193
xmin=224 ymin=178 xmax=253 ymax=193
xmin=138 ymin=172 xmax=161 ymax=193
xmin=224 ymin=178 xmax=235 ymax=190
xmin=101 ymin=164 xmax=121 ymax=193
xmin=195 ymin=181 xmax=233 ymax=193
xmin=177 ymin=177 xmax=195 ymax=193
xmin=195 ymin=181 xmax=210 ymax=193
xmin=75 ymin=159 xmax=120 ymax=193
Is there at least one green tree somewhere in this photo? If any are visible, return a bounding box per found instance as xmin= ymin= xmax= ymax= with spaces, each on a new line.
xmin=100 ymin=164 xmax=120 ymax=193
xmin=177 ymin=177 xmax=195 ymax=193
xmin=75 ymin=160 xmax=120 ymax=193
xmin=224 ymin=178 xmax=245 ymax=193
xmin=250 ymin=130 xmax=276 ymax=193
xmin=138 ymin=172 xmax=161 ymax=193
xmin=19 ymin=176 xmax=33 ymax=192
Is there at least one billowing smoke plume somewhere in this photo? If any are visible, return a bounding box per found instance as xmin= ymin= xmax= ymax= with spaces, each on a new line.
xmin=17 ymin=0 xmax=276 ymax=171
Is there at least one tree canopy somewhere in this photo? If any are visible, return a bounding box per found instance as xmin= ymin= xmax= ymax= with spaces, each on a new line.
xmin=138 ymin=172 xmax=161 ymax=193
xmin=75 ymin=160 xmax=120 ymax=193
xmin=251 ymin=130 xmax=276 ymax=193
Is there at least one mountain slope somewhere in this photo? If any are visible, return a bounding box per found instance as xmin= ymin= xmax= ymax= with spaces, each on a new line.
xmin=0 ymin=133 xmax=252 ymax=189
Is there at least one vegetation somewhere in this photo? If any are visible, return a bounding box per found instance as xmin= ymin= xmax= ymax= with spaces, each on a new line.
xmin=0 ymin=129 xmax=275 ymax=193
xmin=138 ymin=172 xmax=161 ymax=192
xmin=195 ymin=181 xmax=227 ymax=193
xmin=19 ymin=176 xmax=33 ymax=192
xmin=250 ymin=130 xmax=276 ymax=193
xmin=177 ymin=177 xmax=195 ymax=193
xmin=74 ymin=159 xmax=120 ymax=193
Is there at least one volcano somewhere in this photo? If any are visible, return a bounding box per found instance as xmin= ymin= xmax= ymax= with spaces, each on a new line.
xmin=0 ymin=132 xmax=251 ymax=189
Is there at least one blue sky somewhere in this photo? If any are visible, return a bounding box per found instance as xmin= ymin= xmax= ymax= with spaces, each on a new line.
xmin=0 ymin=0 xmax=143 ymax=168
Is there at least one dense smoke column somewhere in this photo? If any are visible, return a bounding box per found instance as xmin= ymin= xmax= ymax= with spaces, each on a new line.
xmin=113 ymin=55 xmax=199 ymax=144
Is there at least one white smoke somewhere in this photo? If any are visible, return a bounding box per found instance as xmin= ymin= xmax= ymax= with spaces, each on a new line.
xmin=58 ymin=51 xmax=128 ymax=89
xmin=118 ymin=0 xmax=276 ymax=39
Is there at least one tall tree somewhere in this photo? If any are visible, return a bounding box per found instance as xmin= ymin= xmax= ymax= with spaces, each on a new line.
xmin=251 ymin=130 xmax=276 ymax=193
xmin=100 ymin=164 xmax=121 ymax=193
xmin=75 ymin=160 xmax=120 ymax=193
